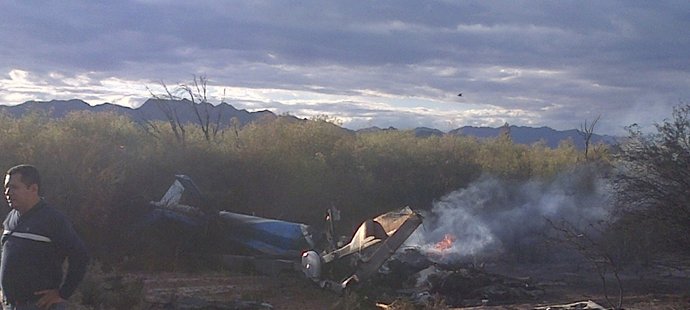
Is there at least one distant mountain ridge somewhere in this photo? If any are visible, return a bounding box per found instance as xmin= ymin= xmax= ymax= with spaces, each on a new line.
xmin=448 ymin=125 xmax=617 ymax=149
xmin=1 ymin=98 xmax=277 ymax=127
xmin=1 ymin=99 xmax=617 ymax=149
xmin=358 ymin=125 xmax=617 ymax=149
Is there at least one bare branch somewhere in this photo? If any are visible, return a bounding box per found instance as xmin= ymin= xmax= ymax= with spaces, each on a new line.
xmin=579 ymin=115 xmax=601 ymax=161
xmin=546 ymin=218 xmax=623 ymax=309
xmin=146 ymin=82 xmax=186 ymax=144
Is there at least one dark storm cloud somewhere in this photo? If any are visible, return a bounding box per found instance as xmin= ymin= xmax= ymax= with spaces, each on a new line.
xmin=1 ymin=0 xmax=689 ymax=135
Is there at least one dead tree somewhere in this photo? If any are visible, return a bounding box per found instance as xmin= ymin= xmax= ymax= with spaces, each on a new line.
xmin=579 ymin=115 xmax=600 ymax=161
xmin=146 ymin=76 xmax=225 ymax=144
xmin=179 ymin=75 xmax=224 ymax=142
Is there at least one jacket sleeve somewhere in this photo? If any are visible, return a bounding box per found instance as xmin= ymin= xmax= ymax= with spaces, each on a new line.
xmin=53 ymin=215 xmax=90 ymax=299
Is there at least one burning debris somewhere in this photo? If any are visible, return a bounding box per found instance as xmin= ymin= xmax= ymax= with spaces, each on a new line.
xmin=435 ymin=233 xmax=456 ymax=251
xmin=368 ymin=248 xmax=545 ymax=307
xmin=137 ymin=175 xmax=547 ymax=307
xmin=133 ymin=172 xmax=621 ymax=308
xmin=359 ymin=172 xmax=615 ymax=307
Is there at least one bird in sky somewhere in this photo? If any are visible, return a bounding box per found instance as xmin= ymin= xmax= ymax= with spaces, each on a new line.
xmin=457 ymin=93 xmax=462 ymax=97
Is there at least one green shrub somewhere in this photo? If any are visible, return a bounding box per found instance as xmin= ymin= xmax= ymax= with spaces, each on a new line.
xmin=0 ymin=111 xmax=584 ymax=263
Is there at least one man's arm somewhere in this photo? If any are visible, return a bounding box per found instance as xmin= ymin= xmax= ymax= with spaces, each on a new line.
xmin=55 ymin=215 xmax=90 ymax=300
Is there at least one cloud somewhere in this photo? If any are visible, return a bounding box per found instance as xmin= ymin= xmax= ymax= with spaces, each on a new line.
xmin=0 ymin=70 xmax=150 ymax=108
xmin=1 ymin=1 xmax=689 ymax=135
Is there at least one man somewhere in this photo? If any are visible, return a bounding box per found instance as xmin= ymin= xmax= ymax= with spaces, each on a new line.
xmin=0 ymin=165 xmax=89 ymax=310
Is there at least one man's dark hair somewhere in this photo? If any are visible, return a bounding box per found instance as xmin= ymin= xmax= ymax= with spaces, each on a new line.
xmin=6 ymin=164 xmax=41 ymax=190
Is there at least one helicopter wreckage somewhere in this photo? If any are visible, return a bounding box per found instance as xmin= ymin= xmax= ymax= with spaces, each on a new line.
xmin=133 ymin=176 xmax=601 ymax=308
xmin=135 ymin=175 xmax=422 ymax=293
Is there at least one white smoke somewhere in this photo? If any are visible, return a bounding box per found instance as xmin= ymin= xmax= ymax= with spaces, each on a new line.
xmin=405 ymin=167 xmax=613 ymax=263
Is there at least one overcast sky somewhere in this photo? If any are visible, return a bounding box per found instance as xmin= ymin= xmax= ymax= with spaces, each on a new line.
xmin=2 ymin=1 xmax=689 ymax=135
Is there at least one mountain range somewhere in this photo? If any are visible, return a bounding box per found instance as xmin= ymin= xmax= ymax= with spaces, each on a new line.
xmin=0 ymin=99 xmax=618 ymax=149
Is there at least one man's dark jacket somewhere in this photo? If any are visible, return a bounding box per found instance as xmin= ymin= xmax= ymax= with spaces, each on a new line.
xmin=0 ymin=200 xmax=89 ymax=303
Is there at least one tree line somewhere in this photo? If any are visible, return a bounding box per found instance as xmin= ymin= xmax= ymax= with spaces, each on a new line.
xmin=0 ymin=103 xmax=687 ymax=266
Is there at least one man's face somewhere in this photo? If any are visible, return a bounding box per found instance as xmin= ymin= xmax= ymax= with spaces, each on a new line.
xmin=4 ymin=173 xmax=38 ymax=212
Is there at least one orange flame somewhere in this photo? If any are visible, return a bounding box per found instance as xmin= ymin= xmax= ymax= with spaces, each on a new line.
xmin=434 ymin=233 xmax=455 ymax=251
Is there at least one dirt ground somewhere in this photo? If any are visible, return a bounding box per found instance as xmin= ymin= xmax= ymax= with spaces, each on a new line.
xmin=137 ymin=272 xmax=341 ymax=309
xmin=123 ymin=257 xmax=690 ymax=310
xmin=477 ymin=260 xmax=690 ymax=310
